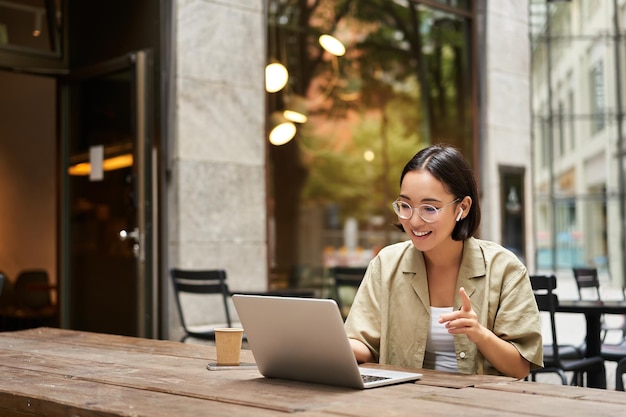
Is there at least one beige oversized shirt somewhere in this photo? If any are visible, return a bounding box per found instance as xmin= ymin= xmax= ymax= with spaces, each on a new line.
xmin=344 ymin=237 xmax=543 ymax=375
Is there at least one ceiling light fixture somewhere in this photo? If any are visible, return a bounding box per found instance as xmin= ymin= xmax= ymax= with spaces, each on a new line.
xmin=265 ymin=61 xmax=289 ymax=93
xmin=32 ymin=11 xmax=42 ymax=37
xmin=319 ymin=34 xmax=346 ymax=57
xmin=68 ymin=153 xmax=134 ymax=176
xmin=269 ymin=112 xmax=296 ymax=146
xmin=283 ymin=94 xmax=308 ymax=123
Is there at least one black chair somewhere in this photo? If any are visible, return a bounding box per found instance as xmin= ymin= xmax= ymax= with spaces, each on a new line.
xmin=529 ymin=274 xmax=606 ymax=387
xmin=616 ymin=357 xmax=626 ymax=391
xmin=14 ymin=270 xmax=54 ymax=310
xmin=0 ymin=272 xmax=16 ymax=310
xmin=529 ymin=270 xmax=584 ymax=365
xmin=0 ymin=272 xmax=14 ymax=330
xmin=330 ymin=266 xmax=367 ymax=320
xmin=572 ymin=267 xmax=602 ymax=299
xmin=595 ymin=284 xmax=626 ymax=390
xmin=232 ymin=289 xmax=316 ymax=298
xmin=10 ymin=269 xmax=58 ymax=328
xmin=599 ymin=340 xmax=626 ymax=390
xmin=170 ymin=269 xmax=234 ymax=343
xmin=572 ymin=267 xmax=625 ymax=343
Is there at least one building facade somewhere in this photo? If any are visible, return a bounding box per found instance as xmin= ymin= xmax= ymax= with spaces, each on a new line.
xmin=530 ymin=0 xmax=626 ymax=288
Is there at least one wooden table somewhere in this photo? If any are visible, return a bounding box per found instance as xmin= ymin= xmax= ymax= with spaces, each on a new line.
xmin=556 ymin=299 xmax=626 ymax=388
xmin=1 ymin=328 xmax=625 ymax=416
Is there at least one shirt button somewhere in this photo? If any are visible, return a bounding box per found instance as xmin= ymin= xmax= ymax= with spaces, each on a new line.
xmin=459 ymin=352 xmax=466 ymax=359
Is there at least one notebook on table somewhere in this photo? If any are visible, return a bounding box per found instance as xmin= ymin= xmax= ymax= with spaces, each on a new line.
xmin=232 ymin=294 xmax=422 ymax=389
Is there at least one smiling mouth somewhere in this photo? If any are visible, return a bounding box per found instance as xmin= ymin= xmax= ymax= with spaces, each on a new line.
xmin=412 ymin=230 xmax=431 ymax=237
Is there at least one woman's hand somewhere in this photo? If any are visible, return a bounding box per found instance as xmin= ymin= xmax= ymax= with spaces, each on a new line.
xmin=438 ymin=287 xmax=489 ymax=344
xmin=439 ymin=287 xmax=531 ymax=379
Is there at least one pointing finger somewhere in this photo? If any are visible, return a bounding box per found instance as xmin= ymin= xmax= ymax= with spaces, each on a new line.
xmin=459 ymin=287 xmax=472 ymax=312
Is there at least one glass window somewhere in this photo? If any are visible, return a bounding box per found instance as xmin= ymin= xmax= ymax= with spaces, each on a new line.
xmin=266 ymin=0 xmax=475 ymax=290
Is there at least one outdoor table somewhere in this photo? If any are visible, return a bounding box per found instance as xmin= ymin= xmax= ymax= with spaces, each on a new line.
xmin=556 ymin=299 xmax=626 ymax=388
xmin=1 ymin=327 xmax=625 ymax=416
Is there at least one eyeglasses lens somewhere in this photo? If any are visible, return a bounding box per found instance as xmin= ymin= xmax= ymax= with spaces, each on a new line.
xmin=393 ymin=201 xmax=412 ymax=219
xmin=392 ymin=201 xmax=438 ymax=222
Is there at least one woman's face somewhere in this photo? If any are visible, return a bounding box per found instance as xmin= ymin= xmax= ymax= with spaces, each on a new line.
xmin=396 ymin=170 xmax=462 ymax=253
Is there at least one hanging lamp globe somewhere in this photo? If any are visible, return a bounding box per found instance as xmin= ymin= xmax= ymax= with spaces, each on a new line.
xmin=269 ymin=112 xmax=296 ymax=146
xmin=265 ymin=62 xmax=289 ymax=93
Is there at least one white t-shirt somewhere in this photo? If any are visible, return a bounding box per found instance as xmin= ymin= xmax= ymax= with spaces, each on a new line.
xmin=423 ymin=306 xmax=459 ymax=372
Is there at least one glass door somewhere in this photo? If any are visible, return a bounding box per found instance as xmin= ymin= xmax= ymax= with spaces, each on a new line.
xmin=60 ymin=51 xmax=154 ymax=337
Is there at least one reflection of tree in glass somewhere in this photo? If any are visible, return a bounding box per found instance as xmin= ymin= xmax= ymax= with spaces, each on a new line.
xmin=268 ymin=0 xmax=473 ymax=272
xmin=300 ymin=80 xmax=423 ymax=226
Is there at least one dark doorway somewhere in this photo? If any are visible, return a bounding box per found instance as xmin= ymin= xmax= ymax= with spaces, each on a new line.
xmin=500 ymin=166 xmax=525 ymax=263
xmin=61 ymin=52 xmax=154 ymax=337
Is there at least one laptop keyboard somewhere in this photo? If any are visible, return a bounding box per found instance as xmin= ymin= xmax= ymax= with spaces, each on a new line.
xmin=361 ymin=374 xmax=391 ymax=383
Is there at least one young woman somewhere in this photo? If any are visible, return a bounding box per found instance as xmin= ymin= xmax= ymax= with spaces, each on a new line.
xmin=345 ymin=144 xmax=543 ymax=378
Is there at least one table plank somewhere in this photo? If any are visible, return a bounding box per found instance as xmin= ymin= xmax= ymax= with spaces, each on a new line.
xmin=0 ymin=327 xmax=230 ymax=361
xmin=414 ymin=368 xmax=516 ymax=388
xmin=414 ymin=382 xmax=626 ymax=417
xmin=0 ymin=345 xmax=298 ymax=413
xmin=360 ymin=362 xmax=517 ymax=389
xmin=476 ymin=380 xmax=626 ymax=405
xmin=0 ymin=365 xmax=296 ymax=417
xmin=295 ymin=387 xmax=525 ymax=417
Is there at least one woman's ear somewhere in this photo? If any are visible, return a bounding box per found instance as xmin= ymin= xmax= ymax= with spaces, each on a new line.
xmin=456 ymin=196 xmax=472 ymax=221
xmin=460 ymin=196 xmax=472 ymax=213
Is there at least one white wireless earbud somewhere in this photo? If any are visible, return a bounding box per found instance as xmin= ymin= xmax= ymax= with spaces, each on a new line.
xmin=456 ymin=208 xmax=463 ymax=222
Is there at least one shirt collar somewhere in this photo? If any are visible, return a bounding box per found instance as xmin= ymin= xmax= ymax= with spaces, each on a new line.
xmin=401 ymin=237 xmax=486 ymax=310
xmin=401 ymin=237 xmax=486 ymax=278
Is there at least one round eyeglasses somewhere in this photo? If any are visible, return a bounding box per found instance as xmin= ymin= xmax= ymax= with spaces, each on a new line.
xmin=391 ymin=198 xmax=460 ymax=223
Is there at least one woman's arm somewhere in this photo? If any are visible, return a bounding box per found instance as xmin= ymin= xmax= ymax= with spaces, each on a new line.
xmin=349 ymin=338 xmax=375 ymax=363
xmin=468 ymin=326 xmax=531 ymax=378
xmin=439 ymin=287 xmax=531 ymax=379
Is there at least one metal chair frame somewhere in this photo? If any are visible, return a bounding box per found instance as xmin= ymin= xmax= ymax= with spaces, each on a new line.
xmin=529 ymin=274 xmax=606 ymax=387
xmin=572 ymin=267 xmax=626 ymax=343
xmin=616 ymin=357 xmax=626 ymax=391
xmin=170 ymin=269 xmax=233 ymax=342
xmin=330 ymin=266 xmax=367 ymax=320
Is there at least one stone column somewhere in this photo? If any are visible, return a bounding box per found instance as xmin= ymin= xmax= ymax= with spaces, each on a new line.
xmin=168 ymin=0 xmax=267 ymax=340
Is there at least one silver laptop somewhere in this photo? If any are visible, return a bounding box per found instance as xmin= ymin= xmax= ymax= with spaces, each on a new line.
xmin=232 ymin=294 xmax=422 ymax=389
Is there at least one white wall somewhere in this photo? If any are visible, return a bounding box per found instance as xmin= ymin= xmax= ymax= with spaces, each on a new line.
xmin=482 ymin=0 xmax=534 ymax=269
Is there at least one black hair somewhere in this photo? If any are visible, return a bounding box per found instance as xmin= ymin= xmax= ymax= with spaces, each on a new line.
xmin=395 ymin=144 xmax=481 ymax=240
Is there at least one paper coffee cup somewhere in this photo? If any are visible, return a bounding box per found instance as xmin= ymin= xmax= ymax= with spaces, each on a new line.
xmin=215 ymin=328 xmax=244 ymax=366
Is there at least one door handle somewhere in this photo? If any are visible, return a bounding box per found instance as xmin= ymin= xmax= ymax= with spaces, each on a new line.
xmin=119 ymin=227 xmax=139 ymax=242
xmin=119 ymin=228 xmax=142 ymax=258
